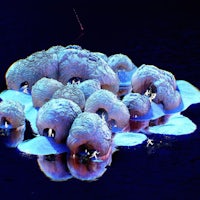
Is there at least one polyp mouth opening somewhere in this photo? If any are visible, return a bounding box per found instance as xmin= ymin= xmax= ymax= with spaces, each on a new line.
xmin=96 ymin=108 xmax=108 ymax=121
xmin=0 ymin=117 xmax=13 ymax=136
xmin=76 ymin=144 xmax=99 ymax=164
xmin=144 ymin=84 xmax=157 ymax=96
xmin=0 ymin=117 xmax=12 ymax=129
xmin=96 ymin=108 xmax=117 ymax=130
xmin=144 ymin=84 xmax=157 ymax=102
xmin=19 ymin=81 xmax=30 ymax=94
xmin=20 ymin=81 xmax=29 ymax=88
xmin=43 ymin=128 xmax=56 ymax=138
xmin=68 ymin=77 xmax=83 ymax=84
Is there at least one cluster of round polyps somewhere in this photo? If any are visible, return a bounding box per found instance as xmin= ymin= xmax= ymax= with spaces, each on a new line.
xmin=131 ymin=64 xmax=181 ymax=110
xmin=34 ymin=87 xmax=131 ymax=165
xmin=6 ymin=45 xmax=136 ymax=96
xmin=4 ymin=44 xmax=136 ymax=166
xmin=120 ymin=64 xmax=183 ymax=132
xmin=2 ymin=44 xmax=200 ymax=181
xmin=4 ymin=45 xmax=184 ymax=149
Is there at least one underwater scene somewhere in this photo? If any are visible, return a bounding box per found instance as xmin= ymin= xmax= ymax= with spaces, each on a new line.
xmin=1 ymin=1 xmax=200 ymax=199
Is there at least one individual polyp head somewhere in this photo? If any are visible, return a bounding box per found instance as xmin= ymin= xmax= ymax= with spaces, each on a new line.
xmin=36 ymin=98 xmax=82 ymax=144
xmin=32 ymin=77 xmax=64 ymax=108
xmin=84 ymin=89 xmax=130 ymax=129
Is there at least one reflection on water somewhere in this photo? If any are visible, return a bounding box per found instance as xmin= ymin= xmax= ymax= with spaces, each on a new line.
xmin=37 ymin=152 xmax=113 ymax=182
xmin=0 ymin=124 xmax=25 ymax=148
xmin=0 ymin=119 xmax=199 ymax=182
xmin=37 ymin=153 xmax=72 ymax=182
xmin=16 ymin=133 xmax=179 ymax=182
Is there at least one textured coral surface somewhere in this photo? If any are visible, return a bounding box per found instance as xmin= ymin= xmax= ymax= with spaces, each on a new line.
xmin=0 ymin=1 xmax=200 ymax=199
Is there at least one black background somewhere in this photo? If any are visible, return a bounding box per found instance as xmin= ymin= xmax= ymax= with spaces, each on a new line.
xmin=0 ymin=0 xmax=200 ymax=199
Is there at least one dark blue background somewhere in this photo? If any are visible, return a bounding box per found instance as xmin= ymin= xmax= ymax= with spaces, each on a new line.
xmin=1 ymin=0 xmax=200 ymax=199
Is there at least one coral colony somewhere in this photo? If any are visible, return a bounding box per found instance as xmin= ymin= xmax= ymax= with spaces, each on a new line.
xmin=0 ymin=44 xmax=200 ymax=181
